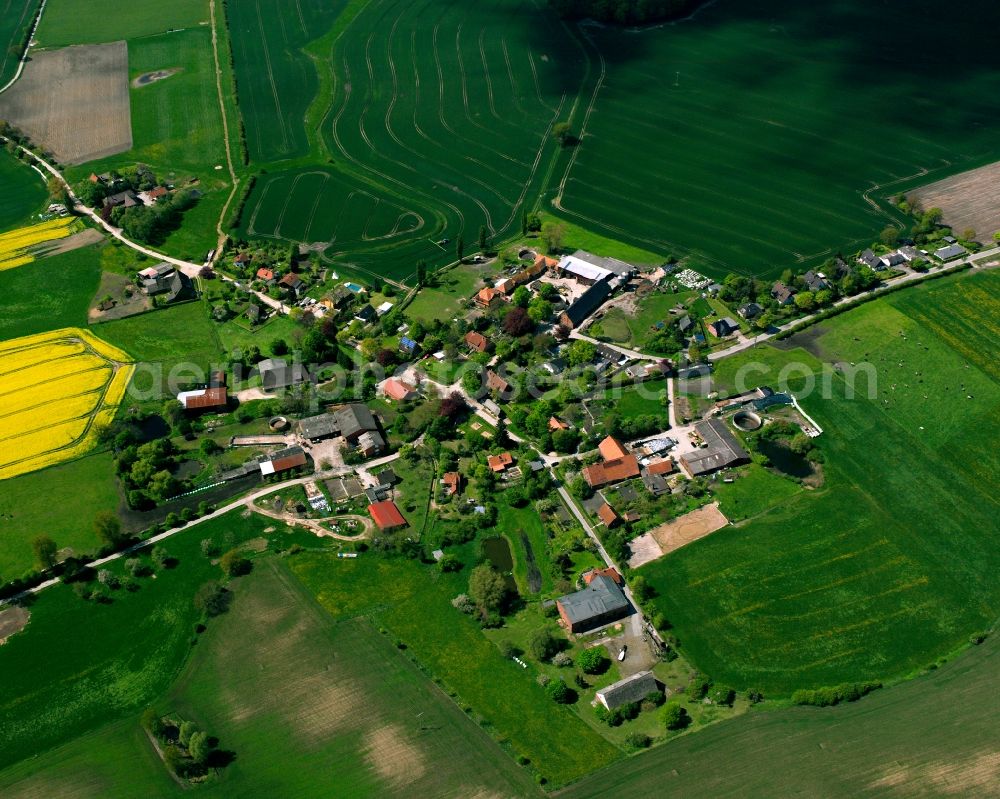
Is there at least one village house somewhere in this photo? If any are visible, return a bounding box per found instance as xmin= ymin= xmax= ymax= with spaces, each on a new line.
xmin=556 ymin=573 xmax=630 ymax=633
xmin=464 ymin=330 xmax=491 ymax=353
xmin=486 ymin=370 xmax=511 ymax=397
xmin=934 ymin=243 xmax=967 ymax=261
xmin=487 ymin=452 xmax=514 ymax=473
xmin=708 ymin=318 xmax=740 ymax=338
xmin=381 ymin=378 xmax=417 ymax=402
xmin=560 ymin=280 xmax=613 ymax=330
xmin=583 ymin=436 xmax=641 ymax=489
xmin=354 ymin=304 xmax=377 ymax=324
xmin=475 ymin=287 xmax=502 ymax=308
xmin=771 ymin=281 xmax=796 ymax=305
xmin=597 ymin=503 xmax=619 ymax=528
xmin=256 ymin=267 xmax=275 ymax=283
xmin=802 ymin=270 xmax=828 ymax=291
xmin=398 ymin=336 xmax=419 ymax=357
xmin=548 ymin=416 xmax=570 ymax=431
xmin=858 ymin=249 xmax=884 ymax=270
xmin=441 ymin=471 xmax=461 ymax=496
xmin=104 ymin=189 xmax=140 ymax=209
xmin=177 ymin=372 xmax=228 ymax=412
xmin=595 ymin=671 xmax=659 ymax=711
xmin=738 ymin=302 xmax=763 ymax=320
xmin=297 ymin=413 xmax=340 ymax=443
xmin=256 ymin=358 xmax=313 ymax=391
xmin=279 ymin=272 xmax=304 ymax=295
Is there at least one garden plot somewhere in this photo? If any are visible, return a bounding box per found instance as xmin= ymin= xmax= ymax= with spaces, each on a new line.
xmin=0 ymin=42 xmax=132 ymax=164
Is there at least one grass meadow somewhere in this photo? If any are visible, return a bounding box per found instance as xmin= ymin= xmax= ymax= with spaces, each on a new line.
xmin=0 ymin=452 xmax=119 ymax=583
xmin=229 ymin=0 xmax=586 ymax=282
xmin=559 ymin=627 xmax=1000 ymax=798
xmin=640 ymin=271 xmax=1000 ymax=695
xmin=0 ymin=151 xmax=46 ymax=233
xmin=554 ymin=0 xmax=1000 ymax=278
xmin=0 ymin=558 xmax=544 ymax=798
xmin=34 ymin=0 xmax=209 ymax=47
xmin=0 ymin=512 xmax=311 ymax=768
xmin=0 ymin=243 xmax=102 ymax=340
xmin=289 ymin=553 xmax=621 ymax=786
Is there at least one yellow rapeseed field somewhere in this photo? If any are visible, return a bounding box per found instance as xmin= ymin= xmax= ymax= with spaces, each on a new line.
xmin=0 ymin=218 xmax=76 ymax=272
xmin=0 ymin=328 xmax=135 ymax=481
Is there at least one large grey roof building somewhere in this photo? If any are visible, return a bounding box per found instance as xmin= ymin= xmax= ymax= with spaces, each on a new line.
xmin=556 ymin=574 xmax=630 ymax=633
xmin=680 ymin=417 xmax=751 ymax=476
xmin=333 ymin=403 xmax=378 ymax=442
xmin=595 ymin=671 xmax=659 ymax=710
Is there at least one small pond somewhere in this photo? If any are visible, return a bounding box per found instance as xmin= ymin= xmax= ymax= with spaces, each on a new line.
xmin=758 ymin=439 xmax=814 ymax=479
xmin=482 ymin=537 xmax=517 ymax=592
xmin=135 ymin=414 xmax=170 ymax=442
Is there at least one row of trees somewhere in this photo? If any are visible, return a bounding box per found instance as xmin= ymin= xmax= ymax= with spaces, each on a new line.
xmin=548 ymin=0 xmax=702 ymax=25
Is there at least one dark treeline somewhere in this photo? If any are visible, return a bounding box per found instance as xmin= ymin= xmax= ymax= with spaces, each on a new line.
xmin=548 ymin=0 xmax=704 ymax=25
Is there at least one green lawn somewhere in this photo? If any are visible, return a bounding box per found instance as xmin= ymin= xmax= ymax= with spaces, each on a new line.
xmin=710 ymin=464 xmax=803 ymax=523
xmin=406 ymin=264 xmax=483 ymax=324
xmin=709 ymin=345 xmax=824 ymax=396
xmin=214 ymin=309 xmax=300 ymax=356
xmin=0 ymin=452 xmax=119 ymax=583
xmin=0 ymin=150 xmax=46 ymax=233
xmin=639 ymin=272 xmax=1000 ymax=696
xmin=0 ymin=243 xmax=103 ymax=341
xmin=533 ymin=213 xmax=667 ymax=266
xmin=289 ymin=553 xmax=621 ymax=786
xmin=93 ymin=299 xmax=223 ymax=377
xmin=555 ymin=0 xmax=1000 ymax=278
xmin=34 ymin=0 xmax=209 ymax=47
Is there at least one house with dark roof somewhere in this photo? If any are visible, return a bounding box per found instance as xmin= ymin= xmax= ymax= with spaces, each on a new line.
xmin=708 ymin=318 xmax=740 ymax=338
xmin=934 ymin=243 xmax=967 ymax=261
xmin=858 ymin=249 xmax=884 ymax=270
xmin=398 ymin=336 xmax=420 ymax=356
xmin=595 ymin=671 xmax=658 ymax=710
xmin=556 ymin=574 xmax=630 ymax=633
xmin=333 ymin=403 xmax=379 ymax=443
xmin=559 ymin=280 xmax=612 ymax=329
xmin=771 ymin=282 xmax=796 ymax=305
xmin=357 ymin=430 xmax=386 ymax=458
xmin=354 ymin=304 xmax=377 ymax=323
xmin=680 ymin=418 xmax=750 ymax=476
xmin=677 ymin=315 xmax=695 ymax=335
xmin=802 ymin=270 xmax=828 ymax=292
xmin=738 ymin=302 xmax=763 ymax=320
xmin=247 ymin=303 xmax=261 ymax=324
xmin=104 ymin=189 xmax=140 ymax=209
xmin=279 ymin=273 xmax=304 ymax=294
xmin=257 ymin=358 xmax=313 ymax=391
xmin=298 ymin=413 xmax=339 ymax=442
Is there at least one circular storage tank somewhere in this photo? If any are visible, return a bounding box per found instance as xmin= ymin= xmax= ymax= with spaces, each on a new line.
xmin=733 ymin=410 xmax=762 ymax=431
xmin=268 ymin=415 xmax=289 ymax=431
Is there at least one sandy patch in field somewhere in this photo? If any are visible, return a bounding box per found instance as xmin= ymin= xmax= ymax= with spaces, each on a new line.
xmin=0 ymin=606 xmax=29 ymax=643
xmin=869 ymin=750 xmax=1000 ymax=794
xmin=909 ymin=162 xmax=1000 ymax=241
xmin=33 ymin=228 xmax=103 ymax=259
xmin=628 ymin=503 xmax=729 ymax=567
xmin=364 ymin=724 xmax=427 ymax=788
xmin=0 ymin=42 xmax=131 ymax=164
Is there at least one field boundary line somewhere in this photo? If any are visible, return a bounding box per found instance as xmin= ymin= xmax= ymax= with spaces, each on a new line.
xmin=0 ymin=0 xmax=46 ymax=95
xmin=210 ymin=0 xmax=240 ymax=260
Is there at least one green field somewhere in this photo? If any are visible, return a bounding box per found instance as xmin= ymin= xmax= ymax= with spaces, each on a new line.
xmin=0 ymin=0 xmax=38 ymax=86
xmin=229 ymin=0 xmax=585 ymax=282
xmin=404 ymin=264 xmax=482 ymax=324
xmin=559 ymin=628 xmax=1000 ymax=798
xmin=0 ymin=453 xmax=119 ymax=583
xmin=34 ymin=0 xmax=209 ymax=47
xmin=0 ymin=150 xmax=46 ymax=233
xmin=552 ymin=0 xmax=1000 ymax=278
xmin=0 ymin=511 xmax=304 ymax=768
xmin=640 ymin=271 xmax=1000 ymax=695
xmin=0 ymin=243 xmax=103 ymax=340
xmin=0 ymin=558 xmax=544 ymax=797
xmin=94 ymin=299 xmax=223 ymax=373
xmin=290 ymin=553 xmax=621 ymax=786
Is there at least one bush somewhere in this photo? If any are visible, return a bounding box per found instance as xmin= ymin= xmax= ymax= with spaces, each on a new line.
xmin=711 ymin=686 xmax=735 ymax=707
xmin=451 ymin=593 xmax=475 ymax=614
xmin=194 ymin=580 xmax=231 ymax=617
xmin=661 ymin=702 xmax=690 ymax=731
xmin=551 ymin=651 xmax=573 ymax=668
xmin=577 ymin=647 xmax=610 ymax=675
xmin=546 ymin=679 xmax=574 ymax=704
xmin=791 ymin=682 xmax=881 ymax=707
xmin=200 ymin=539 xmax=218 ymax=557
xmin=644 ymin=690 xmax=666 ymax=708
xmin=498 ymin=640 xmax=520 ymax=659
xmin=219 ymin=549 xmax=251 ymax=577
xmin=529 ymin=628 xmax=560 ymax=662
xmin=624 ymin=732 xmax=651 ymax=750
